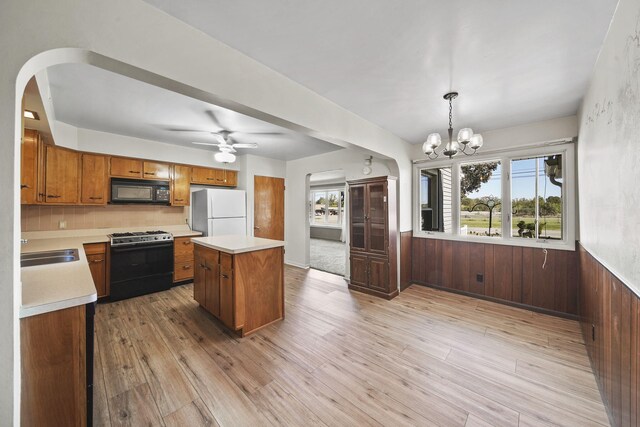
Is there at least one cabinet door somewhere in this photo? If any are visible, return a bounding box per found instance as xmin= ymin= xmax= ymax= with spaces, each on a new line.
xmin=367 ymin=181 xmax=387 ymax=255
xmin=225 ymin=170 xmax=238 ymax=187
xmin=86 ymin=254 xmax=106 ymax=297
xmin=45 ymin=145 xmax=79 ymax=204
xmin=214 ymin=168 xmax=227 ymax=186
xmin=219 ymin=253 xmax=234 ymax=329
xmin=349 ymin=184 xmax=366 ymax=251
xmin=194 ymin=247 xmax=207 ymax=306
xmin=204 ymin=249 xmax=220 ymax=317
xmin=171 ymin=164 xmax=191 ymax=206
xmin=143 ymin=161 xmax=170 ymax=180
xmin=81 ymin=153 xmax=107 ymax=204
xmin=191 ymin=166 xmax=217 ymax=185
xmin=368 ymin=256 xmax=389 ymax=293
xmin=21 ymin=129 xmax=40 ymax=204
xmin=110 ymin=157 xmax=143 ymax=178
xmin=350 ymin=253 xmax=368 ymax=288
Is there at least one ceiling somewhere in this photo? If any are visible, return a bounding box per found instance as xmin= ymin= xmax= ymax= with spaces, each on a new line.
xmin=144 ymin=0 xmax=618 ymax=143
xmin=46 ymin=63 xmax=344 ymax=161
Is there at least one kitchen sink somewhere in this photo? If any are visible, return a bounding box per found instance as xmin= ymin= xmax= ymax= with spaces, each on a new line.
xmin=21 ymin=249 xmax=79 ymax=267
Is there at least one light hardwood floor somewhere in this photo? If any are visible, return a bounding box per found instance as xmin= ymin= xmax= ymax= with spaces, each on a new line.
xmin=93 ymin=266 xmax=610 ymax=426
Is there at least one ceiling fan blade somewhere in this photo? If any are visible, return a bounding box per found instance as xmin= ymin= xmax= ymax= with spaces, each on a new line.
xmin=205 ymin=110 xmax=227 ymax=131
xmin=191 ymin=142 xmax=222 ymax=147
xmin=230 ymin=143 xmax=258 ymax=149
xmin=163 ymin=127 xmax=214 ymax=133
xmin=239 ymin=131 xmax=284 ymax=136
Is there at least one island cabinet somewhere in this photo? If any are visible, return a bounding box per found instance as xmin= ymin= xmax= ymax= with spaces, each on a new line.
xmin=348 ymin=176 xmax=398 ymax=299
xmin=192 ymin=236 xmax=285 ymax=336
xmin=174 ymin=236 xmax=195 ymax=283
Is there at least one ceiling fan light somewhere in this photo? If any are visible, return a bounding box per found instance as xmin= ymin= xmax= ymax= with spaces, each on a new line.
xmin=469 ymin=134 xmax=484 ymax=149
xmin=426 ymin=133 xmax=442 ymax=148
xmin=214 ymin=151 xmax=236 ymax=164
xmin=457 ymin=128 xmax=473 ymax=144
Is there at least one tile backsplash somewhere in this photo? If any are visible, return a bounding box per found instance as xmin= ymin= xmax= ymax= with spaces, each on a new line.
xmin=21 ymin=204 xmax=188 ymax=232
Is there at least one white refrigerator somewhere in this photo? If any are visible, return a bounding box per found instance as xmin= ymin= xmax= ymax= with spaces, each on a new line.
xmin=192 ymin=188 xmax=247 ymax=236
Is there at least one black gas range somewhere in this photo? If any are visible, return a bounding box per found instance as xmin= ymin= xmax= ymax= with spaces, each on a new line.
xmin=107 ymin=230 xmax=174 ymax=301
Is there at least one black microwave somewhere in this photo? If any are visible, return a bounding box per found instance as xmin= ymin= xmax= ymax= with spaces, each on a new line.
xmin=110 ymin=178 xmax=170 ymax=205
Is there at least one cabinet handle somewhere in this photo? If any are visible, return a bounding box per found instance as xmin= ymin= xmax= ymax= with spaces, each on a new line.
xmin=129 ymin=170 xmax=140 ymax=173
xmin=216 ymin=178 xmax=224 ymax=182
xmin=182 ymin=265 xmax=191 ymax=270
xmin=21 ymin=184 xmax=30 ymax=189
xmin=38 ymin=193 xmax=45 ymax=198
xmin=182 ymin=241 xmax=191 ymax=245
xmin=254 ymin=226 xmax=260 ymax=230
xmin=221 ymin=273 xmax=229 ymax=279
xmin=199 ymin=263 xmax=205 ymax=268
xmin=206 ymin=177 xmax=216 ymax=181
xmin=144 ymin=172 xmax=156 ymax=175
xmin=47 ymin=195 xmax=61 ymax=198
xmin=91 ymin=259 xmax=104 ymax=263
xmin=174 ymin=198 xmax=184 ymax=201
xmin=89 ymin=196 xmax=103 ymax=200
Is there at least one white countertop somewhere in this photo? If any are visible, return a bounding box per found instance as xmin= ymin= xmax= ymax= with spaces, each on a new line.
xmin=20 ymin=225 xmax=201 ymax=318
xmin=192 ymin=235 xmax=285 ymax=254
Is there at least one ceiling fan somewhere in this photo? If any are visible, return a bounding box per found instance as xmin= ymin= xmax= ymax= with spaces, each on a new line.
xmin=166 ymin=110 xmax=282 ymax=164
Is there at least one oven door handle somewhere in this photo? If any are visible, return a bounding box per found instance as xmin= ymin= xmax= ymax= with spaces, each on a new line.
xmin=111 ymin=242 xmax=174 ymax=253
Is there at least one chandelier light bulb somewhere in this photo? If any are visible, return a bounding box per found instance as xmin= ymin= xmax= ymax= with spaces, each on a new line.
xmin=422 ymin=142 xmax=434 ymax=155
xmin=214 ymin=151 xmax=236 ymax=164
xmin=457 ymin=128 xmax=473 ymax=144
xmin=469 ymin=134 xmax=484 ymax=149
xmin=427 ymin=133 xmax=442 ymax=148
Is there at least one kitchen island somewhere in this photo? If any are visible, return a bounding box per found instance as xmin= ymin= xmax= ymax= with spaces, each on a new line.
xmin=191 ymin=235 xmax=285 ymax=337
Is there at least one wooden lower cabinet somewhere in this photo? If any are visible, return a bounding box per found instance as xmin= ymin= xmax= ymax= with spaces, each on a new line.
xmin=174 ymin=237 xmax=195 ymax=283
xmin=84 ymin=243 xmax=107 ymax=297
xmin=349 ymin=252 xmax=397 ymax=299
xmin=193 ymin=243 xmax=283 ymax=336
xmin=21 ymin=305 xmax=89 ymax=427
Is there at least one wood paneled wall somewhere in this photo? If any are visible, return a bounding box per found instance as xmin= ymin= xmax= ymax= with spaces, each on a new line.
xmin=410 ymin=237 xmax=578 ymax=316
xmin=578 ymin=244 xmax=638 ymax=427
xmin=400 ymin=231 xmax=412 ymax=291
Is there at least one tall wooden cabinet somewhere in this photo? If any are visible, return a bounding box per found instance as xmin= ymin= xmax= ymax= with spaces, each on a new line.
xmin=348 ymin=176 xmax=398 ymax=299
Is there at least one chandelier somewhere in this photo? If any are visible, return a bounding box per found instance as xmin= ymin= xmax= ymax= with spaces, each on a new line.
xmin=422 ymin=92 xmax=483 ymax=159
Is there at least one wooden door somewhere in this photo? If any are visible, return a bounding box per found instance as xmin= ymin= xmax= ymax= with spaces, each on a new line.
xmin=350 ymin=253 xmax=369 ymax=288
xmin=143 ymin=161 xmax=170 ymax=180
xmin=366 ymin=181 xmax=388 ymax=255
xmin=219 ymin=253 xmax=234 ymax=329
xmin=171 ymin=164 xmax=191 ymax=206
xmin=81 ymin=153 xmax=107 ymax=204
xmin=368 ymin=256 xmax=389 ymax=293
xmin=254 ymin=175 xmax=285 ymax=240
xmin=44 ymin=145 xmax=79 ymax=204
xmin=193 ymin=248 xmax=207 ymax=306
xmin=203 ymin=248 xmax=220 ymax=316
xmin=349 ymin=184 xmax=366 ymax=251
xmin=21 ymin=129 xmax=40 ymax=204
xmin=110 ymin=157 xmax=142 ymax=178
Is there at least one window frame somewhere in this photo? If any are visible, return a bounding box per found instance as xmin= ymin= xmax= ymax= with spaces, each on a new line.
xmin=413 ymin=142 xmax=576 ymax=250
xmin=310 ymin=188 xmax=344 ymax=228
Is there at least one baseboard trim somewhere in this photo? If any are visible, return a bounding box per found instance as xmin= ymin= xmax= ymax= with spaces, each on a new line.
xmin=348 ymin=283 xmax=399 ymax=300
xmin=285 ymin=259 xmax=309 ymax=269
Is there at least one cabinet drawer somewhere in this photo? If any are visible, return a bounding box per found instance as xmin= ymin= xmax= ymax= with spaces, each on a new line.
xmin=83 ymin=243 xmax=106 ymax=255
xmin=174 ymin=237 xmax=194 ymax=258
xmin=174 ymin=260 xmax=194 ymax=282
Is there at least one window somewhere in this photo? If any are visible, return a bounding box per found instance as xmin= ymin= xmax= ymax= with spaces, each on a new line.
xmin=419 ymin=167 xmax=452 ymax=233
xmin=312 ymin=189 xmax=344 ymax=226
xmin=511 ymin=154 xmax=562 ymax=240
xmin=413 ymin=143 xmax=575 ymax=250
xmin=460 ymin=160 xmax=502 ymax=238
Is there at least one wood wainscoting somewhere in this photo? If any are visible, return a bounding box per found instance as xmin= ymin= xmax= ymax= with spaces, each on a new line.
xmin=411 ymin=238 xmax=578 ymax=317
xmin=400 ymin=231 xmax=413 ymax=291
xmin=578 ymin=243 xmax=639 ymax=427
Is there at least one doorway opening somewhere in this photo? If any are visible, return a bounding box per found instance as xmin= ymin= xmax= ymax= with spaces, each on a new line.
xmin=308 ymin=170 xmax=347 ymax=276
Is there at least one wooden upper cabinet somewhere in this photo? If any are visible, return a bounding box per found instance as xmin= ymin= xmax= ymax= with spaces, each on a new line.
xmin=81 ymin=153 xmax=107 ymax=205
xmin=191 ymin=166 xmax=237 ymax=187
xmin=171 ymin=164 xmax=191 ymax=206
xmin=191 ymin=166 xmax=218 ymax=185
xmin=225 ymin=170 xmax=238 ymax=187
xmin=21 ymin=129 xmax=41 ymax=204
xmin=44 ymin=145 xmax=80 ymax=204
xmin=143 ymin=161 xmax=170 ymax=180
xmin=110 ymin=157 xmax=142 ymax=178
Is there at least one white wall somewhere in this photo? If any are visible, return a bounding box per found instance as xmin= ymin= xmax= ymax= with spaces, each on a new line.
xmin=75 ymin=127 xmax=237 ymax=170
xmin=578 ymin=0 xmax=639 ymax=295
xmin=285 ymin=149 xmax=392 ymax=269
xmin=410 ymin=115 xmax=579 ymax=160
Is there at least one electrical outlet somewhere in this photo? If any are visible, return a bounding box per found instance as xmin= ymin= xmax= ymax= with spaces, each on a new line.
xmin=58 ymin=220 xmax=67 ymax=229
xmin=476 ymin=274 xmax=484 ymax=283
